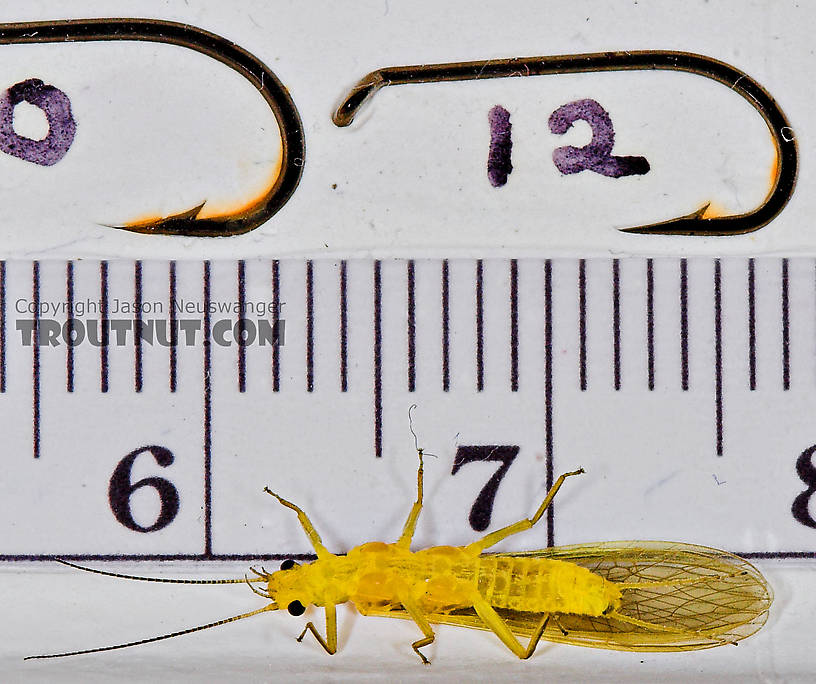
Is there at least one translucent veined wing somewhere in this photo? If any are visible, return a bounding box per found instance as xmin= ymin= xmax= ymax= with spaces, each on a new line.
xmin=364 ymin=541 xmax=771 ymax=652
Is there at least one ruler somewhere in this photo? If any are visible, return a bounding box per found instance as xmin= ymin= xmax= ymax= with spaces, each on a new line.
xmin=1 ymin=257 xmax=815 ymax=563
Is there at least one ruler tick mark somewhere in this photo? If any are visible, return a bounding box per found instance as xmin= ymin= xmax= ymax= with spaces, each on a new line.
xmin=32 ymin=261 xmax=40 ymax=459
xmin=578 ymin=259 xmax=587 ymax=391
xmin=510 ymin=259 xmax=519 ymax=392
xmin=169 ymin=261 xmax=177 ymax=393
xmin=100 ymin=261 xmax=109 ymax=393
xmin=680 ymin=258 xmax=689 ymax=391
xmin=134 ymin=261 xmax=143 ymax=393
xmin=306 ymin=260 xmax=314 ymax=393
xmin=748 ymin=258 xmax=756 ymax=391
xmin=373 ymin=260 xmax=383 ymax=458
xmin=3 ymin=551 xmax=814 ymax=562
xmin=66 ymin=261 xmax=74 ymax=393
xmin=612 ymin=259 xmax=621 ymax=391
xmin=238 ymin=260 xmax=247 ymax=393
xmin=714 ymin=259 xmax=723 ymax=457
xmin=646 ymin=258 xmax=655 ymax=391
xmin=0 ymin=553 xmax=317 ymax=562
xmin=544 ymin=259 xmax=555 ymax=547
xmin=203 ymin=261 xmax=213 ymax=557
xmin=476 ymin=259 xmax=484 ymax=392
xmin=407 ymin=260 xmax=416 ymax=392
xmin=340 ymin=260 xmax=348 ymax=392
xmin=271 ymin=260 xmax=280 ymax=392
xmin=442 ymin=259 xmax=450 ymax=392
xmin=782 ymin=258 xmax=790 ymax=391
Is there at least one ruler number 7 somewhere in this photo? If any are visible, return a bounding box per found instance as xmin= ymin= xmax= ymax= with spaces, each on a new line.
xmin=109 ymin=446 xmax=180 ymax=533
xmin=452 ymin=445 xmax=520 ymax=531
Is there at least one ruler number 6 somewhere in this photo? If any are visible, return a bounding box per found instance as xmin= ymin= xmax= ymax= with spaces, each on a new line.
xmin=452 ymin=445 xmax=520 ymax=531
xmin=109 ymin=446 xmax=180 ymax=533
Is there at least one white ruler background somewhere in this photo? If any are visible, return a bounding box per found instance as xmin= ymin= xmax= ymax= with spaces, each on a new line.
xmin=0 ymin=257 xmax=814 ymax=562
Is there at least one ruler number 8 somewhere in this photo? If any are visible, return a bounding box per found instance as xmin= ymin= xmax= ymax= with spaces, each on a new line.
xmin=109 ymin=446 xmax=180 ymax=533
xmin=792 ymin=445 xmax=816 ymax=529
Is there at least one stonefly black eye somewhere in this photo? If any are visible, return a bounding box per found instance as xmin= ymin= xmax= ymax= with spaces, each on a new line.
xmin=287 ymin=600 xmax=306 ymax=616
xmin=280 ymin=559 xmax=298 ymax=570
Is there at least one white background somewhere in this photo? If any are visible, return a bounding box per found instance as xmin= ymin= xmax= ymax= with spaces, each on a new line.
xmin=0 ymin=1 xmax=814 ymax=682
